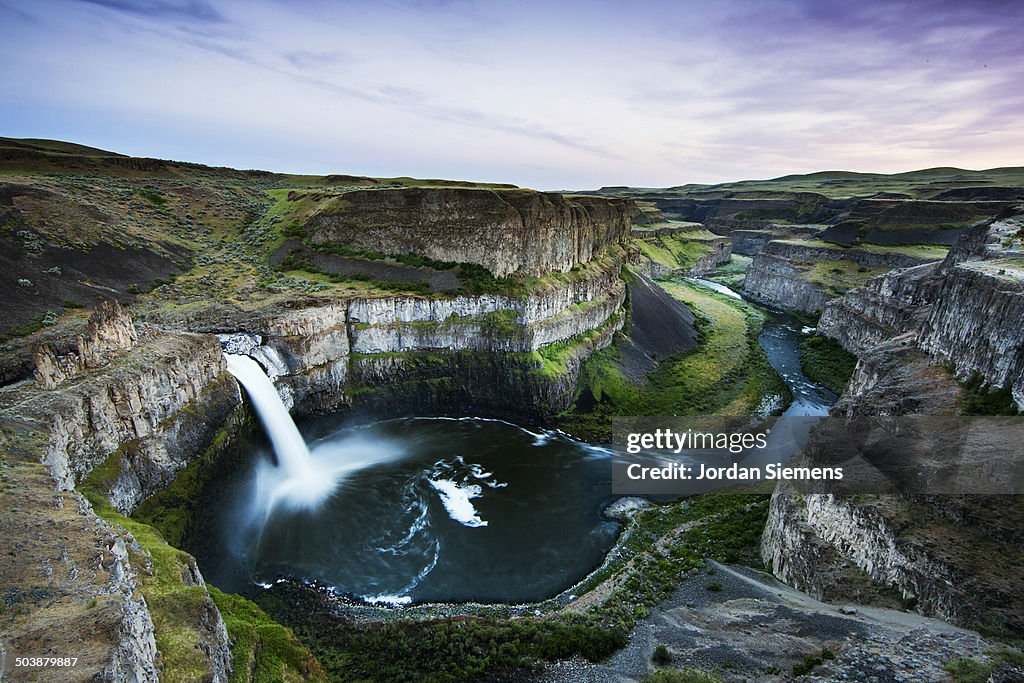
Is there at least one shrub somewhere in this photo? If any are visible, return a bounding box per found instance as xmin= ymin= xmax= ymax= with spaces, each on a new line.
xmin=799 ymin=334 xmax=857 ymax=395
xmin=652 ymin=644 xmax=672 ymax=665
xmin=643 ymin=669 xmax=724 ymax=683
xmin=960 ymin=372 xmax=1020 ymax=416
xmin=943 ymin=656 xmax=991 ymax=683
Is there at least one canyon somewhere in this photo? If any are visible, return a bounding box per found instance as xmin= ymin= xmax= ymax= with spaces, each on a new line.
xmin=1 ymin=138 xmax=1022 ymax=682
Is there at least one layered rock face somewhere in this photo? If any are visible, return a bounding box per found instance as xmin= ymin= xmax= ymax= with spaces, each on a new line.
xmin=1 ymin=321 xmax=237 ymax=681
xmin=761 ymin=489 xmax=1022 ymax=631
xmin=919 ymin=263 xmax=1024 ymax=407
xmin=648 ymin=191 xmax=1011 ymax=246
xmin=763 ymin=217 xmax=1024 ymax=637
xmin=819 ymin=220 xmax=1024 ymax=405
xmin=227 ymin=254 xmax=627 ymax=418
xmin=817 ymin=263 xmax=941 ymax=354
xmin=7 ymin=332 xmax=240 ymax=513
xmin=729 ymin=229 xmax=775 ymax=256
xmin=743 ymin=247 xmax=829 ymax=313
xmin=304 ymin=188 xmax=632 ymax=277
xmin=32 ymin=300 xmax=139 ymax=388
xmin=0 ymin=437 xmax=161 ymax=683
xmin=743 ymin=240 xmax=943 ymax=313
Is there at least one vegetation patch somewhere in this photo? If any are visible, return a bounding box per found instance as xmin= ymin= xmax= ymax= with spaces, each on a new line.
xmin=209 ymin=587 xmax=326 ymax=683
xmin=799 ymin=334 xmax=857 ymax=395
xmin=958 ymin=372 xmax=1021 ymax=416
xmin=643 ymin=669 xmax=725 ymax=683
xmin=560 ymin=279 xmax=788 ymax=440
xmin=944 ymin=646 xmax=1024 ymax=683
xmin=792 ymin=647 xmax=835 ymax=676
xmin=254 ymin=494 xmax=769 ymax=682
xmin=635 ymin=232 xmax=719 ymax=273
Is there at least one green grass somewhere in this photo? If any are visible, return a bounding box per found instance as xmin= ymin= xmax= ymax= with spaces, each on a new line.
xmin=800 ymin=335 xmax=858 ymax=395
xmin=635 ymin=232 xmax=720 ymax=273
xmin=801 ymin=259 xmax=892 ymax=296
xmin=959 ymin=372 xmax=1021 ymax=416
xmin=944 ymin=646 xmax=1024 ymax=683
xmin=643 ymin=669 xmax=725 ymax=683
xmin=560 ymin=279 xmax=788 ymax=440
xmin=792 ymin=647 xmax=836 ymax=676
xmin=209 ymin=588 xmax=326 ymax=683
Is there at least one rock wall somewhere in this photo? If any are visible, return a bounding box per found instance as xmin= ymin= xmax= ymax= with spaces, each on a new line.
xmin=744 ymin=240 xmax=942 ymax=313
xmin=832 ymin=336 xmax=962 ymax=416
xmin=919 ymin=263 xmax=1024 ymax=407
xmin=762 ymin=490 xmax=978 ymax=627
xmin=32 ymin=300 xmax=139 ymax=388
xmin=819 ymin=220 xmax=1024 ymax=406
xmin=348 ymin=309 xmax=623 ymax=421
xmin=229 ymin=254 xmax=627 ymax=417
xmin=6 ymin=332 xmax=240 ymax=513
xmin=817 ymin=263 xmax=941 ymax=355
xmin=0 ymin=448 xmax=161 ymax=683
xmin=0 ymin=327 xmax=237 ymax=682
xmin=742 ymin=249 xmax=829 ymax=313
xmin=304 ymin=188 xmax=632 ymax=277
xmin=730 ymin=229 xmax=776 ymax=256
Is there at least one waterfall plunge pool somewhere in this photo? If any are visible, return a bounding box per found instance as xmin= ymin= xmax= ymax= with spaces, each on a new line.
xmin=187 ymin=415 xmax=622 ymax=605
xmin=194 ymin=286 xmax=835 ymax=607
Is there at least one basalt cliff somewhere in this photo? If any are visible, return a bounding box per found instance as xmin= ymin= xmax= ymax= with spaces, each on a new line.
xmin=761 ymin=214 xmax=1024 ymax=640
xmin=303 ymin=187 xmax=632 ymax=277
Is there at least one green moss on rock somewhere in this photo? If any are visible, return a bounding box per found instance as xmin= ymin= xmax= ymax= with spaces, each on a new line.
xmin=209 ymin=587 xmax=326 ymax=683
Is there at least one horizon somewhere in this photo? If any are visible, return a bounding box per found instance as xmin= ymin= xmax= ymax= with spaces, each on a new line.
xmin=12 ymin=135 xmax=1023 ymax=191
xmin=1 ymin=0 xmax=1022 ymax=190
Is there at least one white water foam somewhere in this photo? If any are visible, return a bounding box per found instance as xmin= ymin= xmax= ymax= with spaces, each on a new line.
xmin=429 ymin=479 xmax=488 ymax=527
xmin=428 ymin=456 xmax=507 ymax=527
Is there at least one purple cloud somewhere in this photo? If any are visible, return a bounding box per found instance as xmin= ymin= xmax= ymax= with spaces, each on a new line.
xmin=0 ymin=0 xmax=1020 ymax=188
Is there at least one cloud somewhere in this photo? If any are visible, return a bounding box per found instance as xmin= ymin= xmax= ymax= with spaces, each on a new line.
xmin=1 ymin=0 xmax=1021 ymax=188
xmin=74 ymin=0 xmax=225 ymax=22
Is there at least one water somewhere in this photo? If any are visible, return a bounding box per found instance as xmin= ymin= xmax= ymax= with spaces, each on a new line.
xmin=225 ymin=355 xmax=311 ymax=477
xmin=225 ymin=354 xmax=347 ymax=509
xmin=689 ymin=276 xmax=834 ymax=416
xmin=689 ymin=277 xmax=743 ymax=300
xmin=758 ymin=318 xmax=836 ymax=417
xmin=204 ymin=280 xmax=835 ymax=605
xmin=190 ymin=415 xmax=619 ymax=604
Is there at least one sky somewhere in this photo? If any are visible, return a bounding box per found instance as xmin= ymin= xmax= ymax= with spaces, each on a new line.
xmin=0 ymin=0 xmax=1022 ymax=189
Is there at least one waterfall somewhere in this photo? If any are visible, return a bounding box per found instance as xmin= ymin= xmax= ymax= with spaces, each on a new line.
xmin=225 ymin=354 xmax=313 ymax=479
xmin=225 ymin=351 xmax=404 ymax=512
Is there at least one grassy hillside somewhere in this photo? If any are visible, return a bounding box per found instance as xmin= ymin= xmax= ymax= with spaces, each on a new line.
xmin=601 ymin=166 xmax=1024 ymax=201
xmin=559 ymin=278 xmax=789 ymax=439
